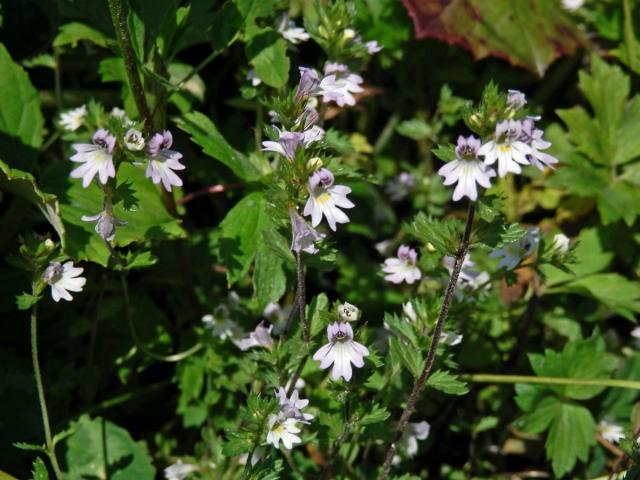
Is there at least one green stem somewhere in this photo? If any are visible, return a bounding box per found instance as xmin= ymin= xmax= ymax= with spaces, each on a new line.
xmin=30 ymin=299 xmax=64 ymax=479
xmin=623 ymin=0 xmax=638 ymax=73
xmin=465 ymin=374 xmax=640 ymax=390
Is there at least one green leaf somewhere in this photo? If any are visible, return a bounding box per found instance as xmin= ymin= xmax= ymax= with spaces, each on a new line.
xmin=427 ymin=370 xmax=469 ymax=395
xmin=475 ymin=219 xmax=527 ymax=250
xmin=13 ymin=442 xmax=46 ymax=453
xmin=383 ymin=312 xmax=418 ymax=347
xmin=233 ymin=0 xmax=281 ymax=27
xmin=64 ymin=415 xmax=155 ymax=479
xmin=0 ymin=42 xmax=44 ymax=171
xmin=388 ymin=336 xmax=422 ymax=378
xmin=30 ymin=458 xmax=49 ymax=480
xmin=253 ymin=244 xmax=287 ymax=311
xmin=175 ymin=111 xmax=263 ymax=181
xmin=408 ymin=212 xmax=462 ymax=256
xmin=431 ymin=144 xmax=457 ymax=162
xmin=245 ymin=28 xmax=290 ymax=88
xmin=396 ymin=119 xmax=432 ymax=141
xmin=219 ymin=192 xmax=270 ymax=285
xmin=403 ymin=0 xmax=584 ymax=76
xmin=358 ymin=404 xmax=391 ymax=425
xmin=210 ymin=1 xmax=243 ymax=53
xmin=16 ymin=293 xmax=41 ymax=310
xmin=596 ymin=179 xmax=640 ymax=226
xmin=53 ymin=22 xmax=110 ymax=48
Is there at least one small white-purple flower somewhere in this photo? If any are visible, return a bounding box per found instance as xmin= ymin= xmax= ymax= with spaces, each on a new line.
xmin=551 ymin=233 xmax=570 ymax=254
xmin=313 ymin=322 xmax=369 ymax=382
xmin=385 ymin=172 xmax=415 ymax=202
xmin=382 ymin=245 xmax=421 ymax=285
xmin=290 ymin=208 xmax=325 ymax=254
xmin=438 ymin=135 xmax=496 ymax=201
xmin=266 ymin=414 xmax=301 ymax=449
xmin=262 ymin=126 xmax=324 ymax=161
xmin=202 ymin=305 xmax=240 ymax=341
xmin=277 ymin=14 xmax=311 ymax=44
xmin=507 ymin=89 xmax=527 ymax=110
xmin=275 ymin=387 xmax=314 ymax=423
xmin=43 ymin=261 xmax=86 ymax=302
xmin=443 ymin=254 xmax=490 ymax=292
xmin=247 ymin=69 xmax=262 ymax=87
xmin=365 ymin=40 xmax=383 ymax=54
xmin=146 ymin=130 xmax=186 ymax=192
xmin=81 ymin=210 xmax=127 ymax=241
xmin=60 ymin=105 xmax=87 ymax=132
xmin=232 ymin=321 xmax=274 ymax=351
xmin=124 ymin=128 xmax=145 ymax=151
xmin=337 ymin=302 xmax=360 ymax=322
xmin=598 ymin=420 xmax=625 ymax=444
xmin=295 ymin=67 xmax=321 ymax=103
xmin=318 ymin=63 xmax=364 ymax=107
xmin=164 ymin=461 xmax=198 ymax=480
xmin=489 ymin=228 xmax=540 ymax=270
xmin=520 ymin=118 xmax=559 ymax=171
xmin=478 ymin=120 xmax=531 ymax=177
xmin=303 ymin=168 xmax=354 ymax=231
xmin=70 ymin=129 xmax=116 ymax=188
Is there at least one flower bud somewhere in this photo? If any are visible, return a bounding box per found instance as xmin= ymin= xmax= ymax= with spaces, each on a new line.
xmin=124 ymin=129 xmax=145 ymax=151
xmin=342 ymin=28 xmax=357 ymax=41
xmin=338 ymin=302 xmax=360 ymax=322
xmin=551 ymin=233 xmax=570 ymax=254
xmin=306 ymin=157 xmax=323 ymax=170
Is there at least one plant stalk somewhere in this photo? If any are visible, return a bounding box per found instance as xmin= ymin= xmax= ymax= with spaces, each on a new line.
xmin=30 ymin=299 xmax=64 ymax=479
xmin=465 ymin=374 xmax=640 ymax=390
xmin=378 ymin=202 xmax=476 ymax=479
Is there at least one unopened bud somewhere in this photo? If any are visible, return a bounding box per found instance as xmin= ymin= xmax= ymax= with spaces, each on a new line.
xmin=306 ymin=157 xmax=323 ymax=170
xmin=338 ymin=302 xmax=360 ymax=322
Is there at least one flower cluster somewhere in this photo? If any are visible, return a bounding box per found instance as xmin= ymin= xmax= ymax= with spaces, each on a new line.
xmin=266 ymin=388 xmax=313 ymax=450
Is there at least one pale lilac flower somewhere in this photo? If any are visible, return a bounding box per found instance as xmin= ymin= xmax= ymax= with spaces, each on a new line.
xmin=247 ymin=69 xmax=262 ymax=87
xmin=295 ymin=67 xmax=321 ymax=103
xmin=385 ymin=172 xmax=415 ymax=202
xmin=440 ymin=331 xmax=463 ymax=346
xmin=262 ymin=126 xmax=323 ymax=161
xmin=232 ymin=321 xmax=274 ymax=350
xmin=303 ymin=168 xmax=354 ymax=231
xmin=562 ymin=0 xmax=584 ymax=10
xmin=59 ymin=105 xmax=87 ymax=131
xmin=598 ymin=420 xmax=625 ymax=444
xmin=266 ymin=415 xmax=301 ymax=449
xmin=520 ymin=118 xmax=559 ymax=171
xmin=631 ymin=326 xmax=640 ymax=339
xmin=290 ymin=208 xmax=325 ymax=254
xmin=110 ymin=107 xmax=126 ymax=119
xmin=275 ymin=387 xmax=314 ymax=422
xmin=507 ymin=89 xmax=527 ymax=110
xmin=551 ymin=233 xmax=570 ymax=254
xmin=404 ymin=421 xmax=431 ymax=457
xmin=301 ymin=125 xmax=325 ymax=145
xmin=277 ymin=14 xmax=311 ymax=44
xmin=70 ymin=129 xmax=116 ymax=188
xmin=382 ymin=245 xmax=421 ymax=284
xmin=81 ymin=210 xmax=127 ymax=241
xmin=313 ymin=322 xmax=369 ymax=381
xmin=238 ymin=447 xmax=264 ymax=466
xmin=318 ymin=63 xmax=364 ymax=107
xmin=124 ymin=128 xmax=145 ymax=151
xmin=438 ymin=136 xmax=496 ymax=201
xmin=295 ymin=105 xmax=320 ymax=130
xmin=403 ymin=302 xmax=417 ymax=322
xmin=338 ymin=302 xmax=360 ymax=322
xmin=489 ymin=228 xmax=540 ymax=270
xmin=365 ymin=40 xmax=383 ymax=54
xmin=164 ymin=461 xmax=198 ymax=480
xmin=374 ymin=239 xmax=393 ymax=256
xmin=478 ymin=120 xmax=531 ymax=177
xmin=146 ymin=130 xmax=185 ymax=192
xmin=443 ymin=254 xmax=489 ymax=289
xmin=43 ymin=261 xmax=86 ymax=302
xmin=202 ymin=306 xmax=239 ymax=341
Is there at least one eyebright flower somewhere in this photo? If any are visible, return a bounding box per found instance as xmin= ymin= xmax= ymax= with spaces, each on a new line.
xmin=402 ymin=421 xmax=431 ymax=457
xmin=146 ymin=130 xmax=186 ymax=192
xmin=295 ymin=105 xmax=320 ymax=130
xmin=443 ymin=254 xmax=490 ymax=292
xmin=313 ymin=322 xmax=369 ymax=382
xmin=246 ymin=69 xmax=262 ymax=87
xmin=551 ymin=233 xmax=570 ymax=254
xmin=382 ymin=245 xmax=422 ymax=285
xmin=70 ymin=129 xmax=116 ymax=188
xmin=59 ymin=105 xmax=87 ymax=131
xmin=277 ymin=14 xmax=310 ymax=44
xmin=43 ymin=261 xmax=86 ymax=302
xmin=289 ymin=208 xmax=325 ymax=254
xmin=163 ymin=461 xmax=198 ymax=480
xmin=318 ymin=63 xmax=364 ymax=107
xmin=266 ymin=414 xmax=302 ymax=449
xmin=507 ymin=89 xmax=527 ymax=110
xmin=631 ymin=326 xmax=640 ymax=339
xmin=295 ymin=67 xmax=321 ymax=103
xmin=562 ymin=0 xmax=584 ymax=10
xmin=438 ymin=135 xmax=496 ymax=201
xmin=81 ymin=210 xmax=127 ymax=242
xmin=303 ymin=168 xmax=354 ymax=231
xmin=489 ymin=228 xmax=540 ymax=270
xmin=275 ymin=387 xmax=314 ymax=422
xmin=202 ymin=306 xmax=239 ymax=341
xmin=124 ymin=128 xmax=145 ymax=151
xmin=520 ymin=118 xmax=559 ymax=171
xmin=403 ymin=302 xmax=417 ymax=322
xmin=598 ymin=420 xmax=625 ymax=444
xmin=365 ymin=40 xmax=383 ymax=54
xmin=478 ymin=120 xmax=531 ymax=178
xmin=338 ymin=302 xmax=360 ymax=322
xmin=385 ymin=172 xmax=415 ymax=202
xmin=232 ymin=321 xmax=274 ymax=351
xmin=261 ymin=126 xmax=324 ymax=161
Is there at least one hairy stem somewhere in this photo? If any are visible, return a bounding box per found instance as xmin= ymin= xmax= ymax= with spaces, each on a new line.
xmin=378 ymin=202 xmax=476 ymax=479
xmin=466 ymin=374 xmax=640 ymax=390
xmin=295 ymin=251 xmax=309 ymax=343
xmin=107 ymin=0 xmax=152 ymax=129
xmin=30 ymin=298 xmax=64 ymax=479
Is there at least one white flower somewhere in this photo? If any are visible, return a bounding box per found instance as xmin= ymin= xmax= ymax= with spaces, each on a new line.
xmin=238 ymin=447 xmax=264 ymax=466
xmin=439 ymin=135 xmax=496 ymax=201
xmin=631 ymin=326 xmax=640 ymax=339
xmin=478 ymin=120 xmax=531 ymax=177
xmin=365 ymin=40 xmax=383 ymax=54
xmin=507 ymin=89 xmax=527 ymax=110
xmin=275 ymin=387 xmax=314 ymax=422
xmin=146 ymin=130 xmax=185 ymax=192
xmin=313 ymin=322 xmax=369 ymax=381
xmin=266 ymin=415 xmax=302 ymax=449
xmin=382 ymin=245 xmax=421 ymax=284
xmin=164 ymin=461 xmax=198 ymax=480
xmin=110 ymin=107 xmax=126 ymax=119
xmin=295 ymin=67 xmax=321 ymax=103
xmin=520 ymin=118 xmax=559 ymax=171
xmin=303 ymin=168 xmax=354 ymax=231
xmin=598 ymin=420 xmax=625 ymax=444
xmin=81 ymin=210 xmax=127 ymax=241
xmin=232 ymin=321 xmax=274 ymax=351
xmin=338 ymin=302 xmax=360 ymax=322
xmin=489 ymin=228 xmax=540 ymax=270
xmin=403 ymin=302 xmax=417 ymax=322
xmin=374 ymin=239 xmax=393 ymax=256
xmin=124 ymin=128 xmax=145 ymax=151
xmin=246 ymin=69 xmax=262 ymax=87
xmin=562 ymin=0 xmax=584 ymax=11
xmin=392 ymin=421 xmax=431 ymax=465
xmin=440 ymin=331 xmax=463 ymax=346
xmin=43 ymin=261 xmax=86 ymax=302
xmin=262 ymin=126 xmax=324 ymax=161
xmin=277 ymin=14 xmax=310 ymax=44
xmin=59 ymin=105 xmax=87 ymax=131
xmin=385 ymin=172 xmax=415 ymax=202
xmin=202 ymin=306 xmax=239 ymax=341
xmin=70 ymin=129 xmax=116 ymax=188
xmin=551 ymin=233 xmax=570 ymax=254
xmin=290 ymin=207 xmax=325 ymax=255
xmin=318 ymin=63 xmax=364 ymax=107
